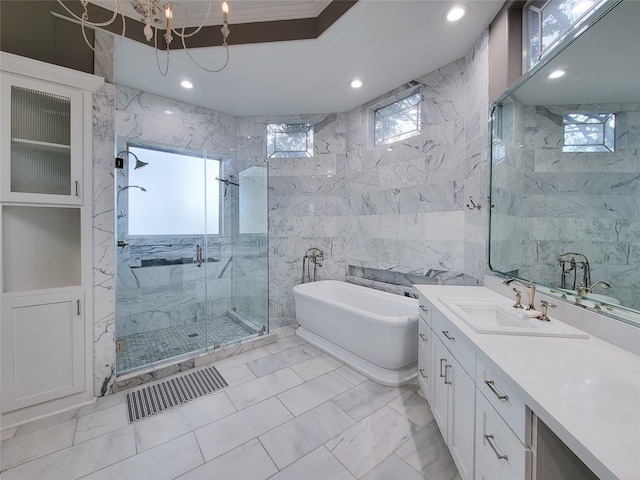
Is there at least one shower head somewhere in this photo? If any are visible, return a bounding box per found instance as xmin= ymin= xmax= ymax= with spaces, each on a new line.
xmin=119 ymin=185 xmax=147 ymax=192
xmin=116 ymin=150 xmax=149 ymax=169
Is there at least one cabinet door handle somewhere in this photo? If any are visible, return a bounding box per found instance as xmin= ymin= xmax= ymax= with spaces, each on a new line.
xmin=419 ymin=333 xmax=428 ymax=342
xmin=419 ymin=368 xmax=427 ymax=379
xmin=442 ymin=330 xmax=455 ymax=341
xmin=75 ymin=181 xmax=79 ymax=197
xmin=484 ymin=434 xmax=509 ymax=461
xmin=444 ymin=364 xmax=451 ymax=385
xmin=439 ymin=358 xmax=447 ymax=378
xmin=76 ymin=299 xmax=81 ymax=316
xmin=484 ymin=380 xmax=509 ymax=401
xmin=420 ymin=305 xmax=429 ymax=312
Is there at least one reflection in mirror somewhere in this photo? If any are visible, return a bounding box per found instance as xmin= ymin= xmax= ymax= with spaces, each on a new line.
xmin=489 ymin=0 xmax=640 ymax=326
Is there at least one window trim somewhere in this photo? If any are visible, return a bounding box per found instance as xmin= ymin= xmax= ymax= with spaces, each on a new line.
xmin=265 ymin=122 xmax=314 ymax=158
xmin=371 ymin=87 xmax=422 ymax=148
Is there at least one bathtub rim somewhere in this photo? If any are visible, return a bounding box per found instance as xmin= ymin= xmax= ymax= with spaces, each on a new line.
xmin=296 ymin=326 xmax=418 ymax=387
xmin=293 ymin=280 xmax=418 ymax=328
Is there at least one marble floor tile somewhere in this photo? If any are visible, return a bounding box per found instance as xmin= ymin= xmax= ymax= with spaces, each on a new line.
xmin=225 ymin=368 xmax=304 ymax=410
xmin=81 ymin=432 xmax=203 ymax=479
xmin=134 ymin=391 xmax=236 ymax=452
xmin=215 ymin=362 xmax=257 ymax=387
xmin=325 ymin=406 xmax=421 ymax=478
xmin=76 ymin=391 xmax=129 ymax=418
xmin=277 ymin=371 xmax=354 ymax=416
xmin=1 ymin=418 xmax=76 ymax=470
xmin=1 ymin=426 xmax=136 ymax=480
xmin=264 ymin=335 xmax=307 ymax=354
xmin=246 ymin=346 xmax=312 ymax=377
xmin=177 ymin=438 xmax=278 ymax=480
xmin=259 ymin=401 xmax=356 ymax=469
xmin=361 ymin=454 xmax=425 ymax=480
xmin=74 ymin=403 xmax=130 ymax=444
xmin=387 ymin=389 xmax=434 ymax=427
xmin=395 ymin=419 xmax=459 ymax=480
xmin=290 ymin=353 xmax=343 ymax=381
xmin=298 ymin=343 xmax=324 ymax=357
xmin=331 ymin=379 xmax=412 ymax=421
xmin=211 ymin=347 xmax=271 ymax=370
xmin=274 ymin=325 xmax=297 ymax=338
xmin=269 ymin=446 xmax=356 ymax=480
xmin=334 ymin=365 xmax=368 ymax=385
xmin=194 ymin=397 xmax=293 ymax=462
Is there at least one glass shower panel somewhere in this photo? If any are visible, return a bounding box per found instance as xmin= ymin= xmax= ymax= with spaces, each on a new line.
xmin=115 ymin=145 xmax=208 ymax=374
xmin=233 ymin=164 xmax=268 ymax=334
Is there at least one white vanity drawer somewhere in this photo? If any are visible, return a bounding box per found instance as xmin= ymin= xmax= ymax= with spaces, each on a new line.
xmin=476 ymin=357 xmax=531 ymax=445
xmin=418 ymin=316 xmax=431 ymax=353
xmin=476 ymin=392 xmax=531 ymax=480
xmin=432 ymin=308 xmax=475 ymax=377
xmin=418 ymin=296 xmax=432 ymax=327
xmin=418 ymin=341 xmax=431 ymax=402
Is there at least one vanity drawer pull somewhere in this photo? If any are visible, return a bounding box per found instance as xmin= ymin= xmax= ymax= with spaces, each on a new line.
xmin=484 ymin=434 xmax=509 ymax=461
xmin=419 ymin=333 xmax=428 ymax=342
xmin=444 ymin=364 xmax=451 ymax=385
xmin=419 ymin=368 xmax=427 ymax=378
xmin=485 ymin=380 xmax=509 ymax=401
xmin=440 ymin=358 xmax=447 ymax=378
xmin=442 ymin=330 xmax=455 ymax=341
xmin=420 ymin=305 xmax=429 ymax=312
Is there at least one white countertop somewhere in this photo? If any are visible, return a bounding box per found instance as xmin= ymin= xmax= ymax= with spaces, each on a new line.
xmin=414 ymin=285 xmax=640 ymax=480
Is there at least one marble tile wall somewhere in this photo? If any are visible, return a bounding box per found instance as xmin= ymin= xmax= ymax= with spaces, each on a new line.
xmin=262 ymin=30 xmax=491 ymax=322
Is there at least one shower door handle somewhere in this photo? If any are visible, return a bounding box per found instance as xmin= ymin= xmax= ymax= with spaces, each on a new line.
xmin=196 ymin=245 xmax=203 ymax=267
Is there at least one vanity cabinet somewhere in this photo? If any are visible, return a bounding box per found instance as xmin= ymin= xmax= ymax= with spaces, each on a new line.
xmin=0 ymin=52 xmax=103 ymax=420
xmin=420 ymin=298 xmax=475 ymax=480
xmin=417 ymin=293 xmax=532 ymax=480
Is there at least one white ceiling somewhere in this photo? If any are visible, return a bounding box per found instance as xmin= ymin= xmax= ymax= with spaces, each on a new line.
xmin=112 ymin=0 xmax=505 ymax=116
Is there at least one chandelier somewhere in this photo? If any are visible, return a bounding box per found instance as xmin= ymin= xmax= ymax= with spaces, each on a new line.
xmin=56 ymin=0 xmax=230 ymax=75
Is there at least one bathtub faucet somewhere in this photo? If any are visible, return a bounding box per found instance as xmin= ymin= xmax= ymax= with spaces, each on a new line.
xmin=301 ymin=248 xmax=324 ymax=283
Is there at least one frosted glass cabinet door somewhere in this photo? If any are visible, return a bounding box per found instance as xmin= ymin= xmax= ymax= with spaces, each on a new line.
xmin=0 ymin=291 xmax=85 ymax=412
xmin=0 ymin=73 xmax=84 ymax=204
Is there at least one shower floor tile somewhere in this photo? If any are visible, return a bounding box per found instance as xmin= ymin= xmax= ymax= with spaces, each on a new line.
xmin=116 ymin=314 xmax=259 ymax=373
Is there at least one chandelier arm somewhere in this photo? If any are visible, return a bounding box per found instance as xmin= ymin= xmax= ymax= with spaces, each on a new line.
xmin=154 ymin=25 xmax=171 ymax=77
xmin=171 ymin=4 xmax=213 ymax=39
xmin=56 ymin=0 xmax=122 ymax=27
xmin=180 ymin=33 xmax=230 ymax=73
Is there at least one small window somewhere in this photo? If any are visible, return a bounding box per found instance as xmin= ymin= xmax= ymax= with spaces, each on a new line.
xmin=373 ymin=91 xmax=421 ymax=147
xmin=525 ymin=0 xmax=606 ymax=70
xmin=563 ymin=113 xmax=615 ymax=152
xmin=266 ymin=123 xmax=314 ymax=158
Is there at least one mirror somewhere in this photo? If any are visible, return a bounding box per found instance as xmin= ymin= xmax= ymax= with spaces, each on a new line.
xmin=489 ymin=0 xmax=640 ymax=326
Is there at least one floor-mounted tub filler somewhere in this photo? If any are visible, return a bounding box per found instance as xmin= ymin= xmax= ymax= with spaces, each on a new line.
xmin=293 ymin=280 xmax=419 ymax=386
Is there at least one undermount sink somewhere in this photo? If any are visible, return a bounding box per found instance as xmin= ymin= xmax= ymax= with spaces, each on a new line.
xmin=438 ymin=298 xmax=589 ymax=339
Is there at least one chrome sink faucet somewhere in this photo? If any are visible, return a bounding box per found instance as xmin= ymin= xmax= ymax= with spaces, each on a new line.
xmin=503 ymin=279 xmax=536 ymax=310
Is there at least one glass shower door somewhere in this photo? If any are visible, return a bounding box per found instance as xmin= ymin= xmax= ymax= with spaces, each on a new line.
xmin=115 ymin=144 xmax=209 ymax=374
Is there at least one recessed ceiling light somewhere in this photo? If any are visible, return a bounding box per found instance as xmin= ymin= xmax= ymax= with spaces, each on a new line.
xmin=164 ymin=110 xmax=174 ymax=115
xmin=180 ymin=80 xmax=193 ymax=89
xmin=350 ymin=79 xmax=363 ymax=89
xmin=446 ymin=4 xmax=468 ymax=22
xmin=548 ymin=69 xmax=567 ymax=79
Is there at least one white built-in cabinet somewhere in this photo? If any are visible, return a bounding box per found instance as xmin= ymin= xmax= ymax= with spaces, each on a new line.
xmin=417 ymin=292 xmax=533 ymax=480
xmin=0 ymin=52 xmax=103 ymax=420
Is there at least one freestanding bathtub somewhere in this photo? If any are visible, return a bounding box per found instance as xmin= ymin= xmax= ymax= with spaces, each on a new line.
xmin=293 ymin=280 xmax=419 ymax=386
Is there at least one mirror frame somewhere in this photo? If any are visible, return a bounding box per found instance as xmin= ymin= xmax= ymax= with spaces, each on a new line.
xmin=487 ymin=0 xmax=640 ymax=328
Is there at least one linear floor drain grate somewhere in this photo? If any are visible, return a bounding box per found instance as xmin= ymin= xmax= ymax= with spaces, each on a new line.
xmin=125 ymin=365 xmax=228 ymax=423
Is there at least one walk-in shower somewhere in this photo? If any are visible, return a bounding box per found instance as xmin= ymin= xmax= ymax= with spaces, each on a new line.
xmin=114 ymin=143 xmax=268 ymax=374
